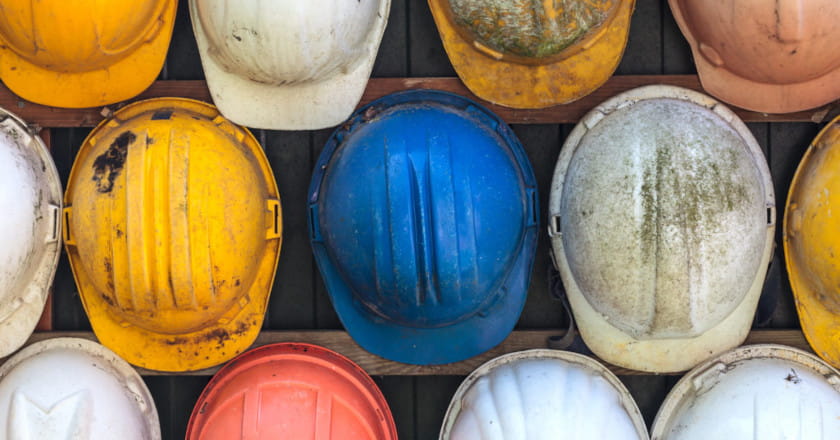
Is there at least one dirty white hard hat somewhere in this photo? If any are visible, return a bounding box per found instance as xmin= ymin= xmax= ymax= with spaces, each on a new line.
xmin=549 ymin=85 xmax=775 ymax=373
xmin=0 ymin=108 xmax=61 ymax=358
xmin=190 ymin=0 xmax=391 ymax=130
xmin=439 ymin=349 xmax=648 ymax=440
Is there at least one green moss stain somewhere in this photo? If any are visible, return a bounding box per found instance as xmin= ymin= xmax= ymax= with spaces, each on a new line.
xmin=636 ymin=137 xmax=754 ymax=260
xmin=561 ymin=98 xmax=766 ymax=338
xmin=448 ymin=0 xmax=615 ymax=58
xmin=639 ymin=164 xmax=656 ymax=255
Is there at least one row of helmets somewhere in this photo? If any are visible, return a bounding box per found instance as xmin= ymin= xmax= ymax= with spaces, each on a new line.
xmin=3 ymin=78 xmax=840 ymax=373
xmin=1 ymin=339 xmax=838 ymax=438
xmin=2 ymin=81 xmax=840 ymax=426
xmin=1 ymin=0 xmax=839 ymax=127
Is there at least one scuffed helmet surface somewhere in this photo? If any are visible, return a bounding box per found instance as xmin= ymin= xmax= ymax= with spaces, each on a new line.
xmin=561 ymin=98 xmax=767 ymax=339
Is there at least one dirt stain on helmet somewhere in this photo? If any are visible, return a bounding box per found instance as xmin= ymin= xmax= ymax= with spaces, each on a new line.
xmin=92 ymin=131 xmax=135 ymax=193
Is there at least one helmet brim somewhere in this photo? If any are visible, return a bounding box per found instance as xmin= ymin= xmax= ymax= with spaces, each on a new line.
xmin=189 ymin=0 xmax=390 ymax=130
xmin=691 ymin=42 xmax=840 ymax=114
xmin=669 ymin=0 xmax=840 ymax=114
xmin=311 ymin=236 xmax=534 ymax=365
xmin=428 ymin=0 xmax=634 ymax=109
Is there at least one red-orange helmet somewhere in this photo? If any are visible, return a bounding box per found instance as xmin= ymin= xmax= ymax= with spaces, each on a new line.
xmin=669 ymin=0 xmax=840 ymax=113
xmin=186 ymin=343 xmax=397 ymax=439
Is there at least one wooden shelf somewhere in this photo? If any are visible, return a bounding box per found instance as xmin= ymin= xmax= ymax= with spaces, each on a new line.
xmin=23 ymin=329 xmax=809 ymax=376
xmin=2 ymin=76 xmax=832 ymax=128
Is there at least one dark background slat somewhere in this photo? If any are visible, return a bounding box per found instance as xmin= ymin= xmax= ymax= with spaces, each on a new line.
xmin=40 ymin=0 xmax=817 ymax=438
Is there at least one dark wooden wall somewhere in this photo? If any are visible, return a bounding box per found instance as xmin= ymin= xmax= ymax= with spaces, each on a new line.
xmin=41 ymin=0 xmax=818 ymax=438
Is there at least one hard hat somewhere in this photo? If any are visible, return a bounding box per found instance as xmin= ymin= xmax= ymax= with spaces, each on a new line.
xmin=668 ymin=0 xmax=840 ymax=113
xmin=439 ymin=349 xmax=648 ymax=440
xmin=651 ymin=344 xmax=840 ymax=439
xmin=0 ymin=0 xmax=176 ymax=108
xmin=63 ymin=98 xmax=282 ymax=372
xmin=189 ymin=0 xmax=390 ymax=130
xmin=309 ymin=89 xmax=538 ymax=365
xmin=549 ymin=85 xmax=775 ymax=373
xmin=785 ymin=117 xmax=840 ymax=369
xmin=186 ymin=343 xmax=397 ymax=439
xmin=0 ymin=107 xmax=61 ymax=357
xmin=0 ymin=337 xmax=160 ymax=439
xmin=427 ymin=0 xmax=635 ymax=109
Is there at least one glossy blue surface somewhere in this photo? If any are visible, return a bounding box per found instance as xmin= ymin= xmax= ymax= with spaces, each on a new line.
xmin=309 ymin=90 xmax=537 ymax=365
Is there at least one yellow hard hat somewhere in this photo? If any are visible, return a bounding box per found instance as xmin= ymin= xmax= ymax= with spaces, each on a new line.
xmin=785 ymin=117 xmax=840 ymax=369
xmin=427 ymin=0 xmax=635 ymax=109
xmin=63 ymin=98 xmax=282 ymax=372
xmin=0 ymin=0 xmax=176 ymax=108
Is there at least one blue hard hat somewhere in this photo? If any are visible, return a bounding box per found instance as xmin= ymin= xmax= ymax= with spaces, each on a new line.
xmin=308 ymin=90 xmax=538 ymax=365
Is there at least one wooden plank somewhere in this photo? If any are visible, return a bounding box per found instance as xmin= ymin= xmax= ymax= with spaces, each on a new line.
xmin=511 ymin=125 xmax=565 ymax=328
xmin=49 ymin=128 xmax=94 ymax=331
xmin=34 ymin=129 xmax=53 ymax=331
xmin=375 ymin=377 xmax=416 ymax=440
xmin=309 ymin=129 xmax=344 ymax=329
xmin=415 ymin=376 xmax=462 ymax=439
xmin=262 ymin=130 xmax=317 ymax=329
xmin=408 ymin=0 xmax=456 ymax=76
xmin=21 ymin=329 xmax=810 ymax=376
xmin=1 ymin=76 xmax=830 ymax=128
xmin=373 ymin=0 xmax=409 ymax=77
xmin=617 ymin=0 xmax=663 ymax=74
xmin=621 ymin=375 xmax=678 ymax=426
xmin=661 ymin=0 xmax=694 ymax=74
xmin=162 ymin=0 xmax=204 ymax=81
xmin=144 ymin=376 xmax=209 ymax=440
xmin=769 ymin=123 xmax=820 ymax=328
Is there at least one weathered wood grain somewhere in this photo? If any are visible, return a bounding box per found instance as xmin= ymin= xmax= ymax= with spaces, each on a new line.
xmin=21 ymin=329 xmax=810 ymax=377
xmin=2 ymin=77 xmax=831 ymax=128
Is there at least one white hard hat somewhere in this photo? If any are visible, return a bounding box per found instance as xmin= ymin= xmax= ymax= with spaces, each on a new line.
xmin=0 ymin=338 xmax=160 ymax=439
xmin=439 ymin=349 xmax=648 ymax=440
xmin=549 ymin=85 xmax=775 ymax=373
xmin=0 ymin=108 xmax=61 ymax=357
xmin=651 ymin=344 xmax=840 ymax=439
xmin=189 ymin=0 xmax=391 ymax=130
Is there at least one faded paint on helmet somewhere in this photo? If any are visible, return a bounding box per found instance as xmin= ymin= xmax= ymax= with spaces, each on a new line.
xmin=669 ymin=0 xmax=840 ymax=112
xmin=447 ymin=0 xmax=617 ymax=61
xmin=785 ymin=117 xmax=840 ymax=369
xmin=63 ymin=98 xmax=281 ymax=372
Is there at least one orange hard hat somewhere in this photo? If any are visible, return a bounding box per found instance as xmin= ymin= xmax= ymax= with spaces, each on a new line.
xmin=186 ymin=343 xmax=397 ymax=439
xmin=0 ymin=0 xmax=176 ymax=108
xmin=669 ymin=0 xmax=840 ymax=113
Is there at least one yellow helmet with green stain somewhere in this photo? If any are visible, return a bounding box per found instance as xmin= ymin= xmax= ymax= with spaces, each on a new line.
xmin=429 ymin=0 xmax=634 ymax=108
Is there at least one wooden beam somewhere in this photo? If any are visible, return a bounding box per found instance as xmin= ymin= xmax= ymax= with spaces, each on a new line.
xmin=0 ymin=76 xmax=833 ymax=127
xmin=34 ymin=128 xmax=52 ymax=331
xmin=22 ymin=329 xmax=809 ymax=376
